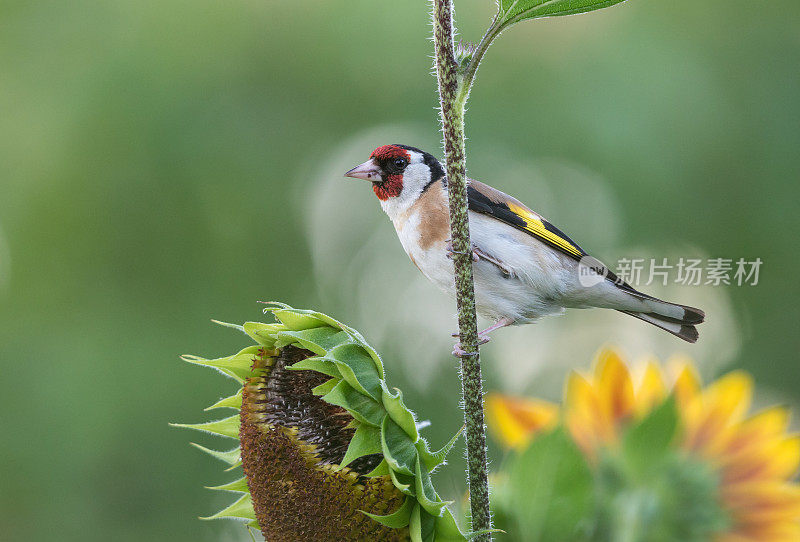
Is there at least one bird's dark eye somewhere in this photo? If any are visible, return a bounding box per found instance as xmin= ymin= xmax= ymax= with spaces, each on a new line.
xmin=391 ymin=157 xmax=408 ymax=171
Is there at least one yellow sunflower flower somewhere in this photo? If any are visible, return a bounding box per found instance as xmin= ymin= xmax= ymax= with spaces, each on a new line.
xmin=487 ymin=348 xmax=800 ymax=542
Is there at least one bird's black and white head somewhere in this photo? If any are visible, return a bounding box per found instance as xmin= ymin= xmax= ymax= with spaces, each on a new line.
xmin=345 ymin=144 xmax=445 ymax=218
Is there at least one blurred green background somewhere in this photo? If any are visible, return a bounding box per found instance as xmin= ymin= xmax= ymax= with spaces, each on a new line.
xmin=1 ymin=0 xmax=798 ymax=540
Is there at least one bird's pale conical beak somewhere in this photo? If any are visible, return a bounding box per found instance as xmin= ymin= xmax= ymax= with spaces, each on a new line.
xmin=344 ymin=159 xmax=382 ymax=181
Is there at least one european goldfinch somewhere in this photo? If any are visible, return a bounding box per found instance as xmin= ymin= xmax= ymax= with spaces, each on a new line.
xmin=345 ymin=144 xmax=705 ymax=346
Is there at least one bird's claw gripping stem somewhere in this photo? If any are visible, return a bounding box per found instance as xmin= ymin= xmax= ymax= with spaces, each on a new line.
xmin=446 ymin=239 xmax=480 ymax=262
xmin=452 ymin=342 xmax=480 ymax=357
xmin=446 ymin=239 xmax=514 ymax=277
xmin=452 ymin=317 xmax=515 ymax=355
xmin=451 ymin=336 xmax=490 ymax=357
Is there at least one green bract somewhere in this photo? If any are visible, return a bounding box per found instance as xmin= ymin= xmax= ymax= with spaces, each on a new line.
xmin=174 ymin=303 xmax=467 ymax=541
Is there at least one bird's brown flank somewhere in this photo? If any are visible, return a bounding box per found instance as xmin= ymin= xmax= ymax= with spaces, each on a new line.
xmin=411 ymin=179 xmax=450 ymax=250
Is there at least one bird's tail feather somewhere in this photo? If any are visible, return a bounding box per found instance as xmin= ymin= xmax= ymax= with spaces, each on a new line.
xmin=620 ymin=310 xmax=700 ymax=343
xmin=641 ymin=297 xmax=705 ymax=324
xmin=618 ymin=296 xmax=705 ymax=343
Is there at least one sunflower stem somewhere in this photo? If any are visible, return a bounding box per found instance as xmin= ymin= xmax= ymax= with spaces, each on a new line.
xmin=432 ymin=0 xmax=491 ymax=539
xmin=455 ymin=16 xmax=503 ymax=109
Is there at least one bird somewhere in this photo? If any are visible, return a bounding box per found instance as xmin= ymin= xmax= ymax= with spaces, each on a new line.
xmin=345 ymin=144 xmax=705 ymax=353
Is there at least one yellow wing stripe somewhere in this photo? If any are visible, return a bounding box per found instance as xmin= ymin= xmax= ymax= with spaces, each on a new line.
xmin=506 ymin=202 xmax=583 ymax=257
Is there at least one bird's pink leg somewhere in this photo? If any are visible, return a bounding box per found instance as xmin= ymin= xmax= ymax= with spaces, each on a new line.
xmin=472 ymin=247 xmax=514 ymax=278
xmin=477 ymin=317 xmax=514 ymax=341
xmin=451 ymin=317 xmax=514 ymax=356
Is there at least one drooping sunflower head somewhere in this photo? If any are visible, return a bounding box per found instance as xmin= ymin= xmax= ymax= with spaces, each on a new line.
xmin=174 ymin=304 xmax=466 ymax=541
xmin=487 ymin=348 xmax=800 ymax=542
xmin=239 ymin=344 xmax=406 ymax=541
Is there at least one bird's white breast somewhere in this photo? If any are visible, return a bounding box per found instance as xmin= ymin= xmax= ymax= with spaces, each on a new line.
xmin=393 ymin=211 xmax=454 ymax=294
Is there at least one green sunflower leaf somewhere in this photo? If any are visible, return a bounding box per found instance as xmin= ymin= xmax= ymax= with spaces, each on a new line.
xmin=205 ymin=390 xmax=243 ymax=411
xmin=172 ymin=415 xmax=240 ymax=439
xmin=414 ymin=456 xmax=451 ymax=517
xmin=258 ymin=301 xmax=291 ymax=310
xmin=206 ymin=477 xmax=249 ymax=493
xmin=272 ymin=308 xmax=327 ymax=331
xmin=410 ymin=503 xmax=436 ymax=542
xmin=224 ymin=459 xmax=242 ymax=471
xmin=242 ymin=321 xmax=283 ymax=346
xmin=389 ymin=467 xmax=416 ymax=496
xmin=365 ymin=458 xmax=391 ymax=478
xmin=416 ymin=426 xmax=463 ymax=471
xmin=210 ymin=319 xmax=244 ymax=332
xmin=285 ymin=356 xmax=340 ymax=378
xmin=498 ymin=0 xmax=628 ymax=25
xmin=264 ymin=305 xmax=385 ymax=378
xmin=322 ymin=380 xmax=384 ymax=426
xmin=362 ymin=496 xmax=415 ymax=528
xmin=328 ymin=343 xmax=384 ymax=401
xmin=182 ymin=345 xmax=262 ymax=381
xmin=382 ymin=384 xmax=419 ymax=441
xmin=436 ymin=509 xmax=468 ymax=540
xmin=277 ymin=327 xmax=350 ymax=356
xmin=341 ymin=422 xmax=383 ymax=469
xmin=311 ymin=377 xmax=340 ymax=397
xmin=381 ymin=416 xmax=419 ymax=476
xmin=189 ymin=443 xmax=241 ymax=465
xmin=201 ymin=493 xmax=256 ymax=521
xmin=180 ymin=356 xmax=238 ymax=383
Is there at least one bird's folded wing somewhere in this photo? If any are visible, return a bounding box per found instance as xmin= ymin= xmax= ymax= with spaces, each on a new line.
xmin=466 ymin=179 xmax=587 ymax=261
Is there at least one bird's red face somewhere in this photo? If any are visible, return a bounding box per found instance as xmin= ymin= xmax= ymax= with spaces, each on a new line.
xmin=344 ymin=144 xmax=411 ymax=201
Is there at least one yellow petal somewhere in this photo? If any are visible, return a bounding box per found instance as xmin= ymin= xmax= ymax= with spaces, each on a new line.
xmin=705 ymin=372 xmax=754 ymax=424
xmin=594 ymin=348 xmax=636 ymax=424
xmin=634 ymin=361 xmax=667 ymax=417
xmin=485 ymin=393 xmax=558 ymax=449
xmin=565 ymin=371 xmax=598 ymax=419
xmin=565 ymin=371 xmax=615 ymax=455
xmin=686 ymin=372 xmax=753 ymax=455
xmin=723 ymin=436 xmax=800 ymax=486
xmin=752 ymin=435 xmax=800 ymax=481
xmin=723 ymin=482 xmax=800 ymax=524
xmin=593 ymin=347 xmax=625 ymax=378
xmin=670 ymin=360 xmax=702 ymax=409
xmin=723 ymin=408 xmax=791 ymax=457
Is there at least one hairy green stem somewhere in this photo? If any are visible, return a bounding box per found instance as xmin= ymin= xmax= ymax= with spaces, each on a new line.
xmin=432 ymin=0 xmax=491 ymax=539
xmin=455 ymin=17 xmax=503 ymax=109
